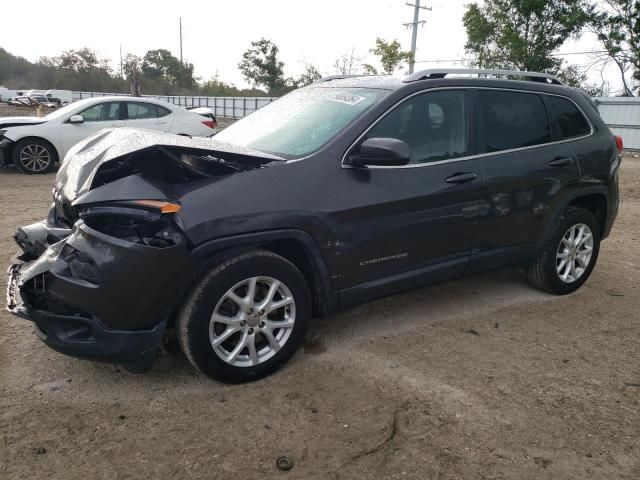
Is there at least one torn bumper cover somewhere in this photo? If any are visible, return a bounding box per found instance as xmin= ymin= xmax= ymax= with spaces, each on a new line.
xmin=6 ymin=220 xmax=198 ymax=372
xmin=0 ymin=136 xmax=13 ymax=167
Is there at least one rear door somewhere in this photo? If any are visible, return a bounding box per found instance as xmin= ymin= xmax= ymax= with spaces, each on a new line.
xmin=124 ymin=101 xmax=174 ymax=132
xmin=60 ymin=101 xmax=124 ymax=153
xmin=336 ymin=89 xmax=484 ymax=299
xmin=468 ymin=89 xmax=581 ymax=273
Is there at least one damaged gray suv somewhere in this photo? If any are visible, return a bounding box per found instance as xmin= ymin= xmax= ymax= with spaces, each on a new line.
xmin=7 ymin=69 xmax=621 ymax=382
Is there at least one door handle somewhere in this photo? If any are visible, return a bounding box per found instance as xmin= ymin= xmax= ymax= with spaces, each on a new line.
xmin=549 ymin=156 xmax=574 ymax=167
xmin=445 ymin=172 xmax=477 ymax=184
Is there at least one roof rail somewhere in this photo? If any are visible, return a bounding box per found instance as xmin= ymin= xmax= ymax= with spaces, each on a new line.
xmin=314 ymin=74 xmax=372 ymax=84
xmin=403 ymin=68 xmax=563 ymax=85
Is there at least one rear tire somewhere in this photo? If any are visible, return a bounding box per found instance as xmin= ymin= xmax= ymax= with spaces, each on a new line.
xmin=13 ymin=138 xmax=57 ymax=174
xmin=177 ymin=249 xmax=310 ymax=383
xmin=527 ymin=207 xmax=600 ymax=294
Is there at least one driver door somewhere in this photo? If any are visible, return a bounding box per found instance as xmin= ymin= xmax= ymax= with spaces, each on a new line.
xmin=335 ymin=89 xmax=484 ymax=300
xmin=60 ymin=101 xmax=124 ymax=153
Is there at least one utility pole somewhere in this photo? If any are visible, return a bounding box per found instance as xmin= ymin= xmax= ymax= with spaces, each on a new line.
xmin=119 ymin=43 xmax=123 ymax=78
xmin=404 ymin=1 xmax=431 ymax=74
xmin=179 ymin=17 xmax=183 ymax=65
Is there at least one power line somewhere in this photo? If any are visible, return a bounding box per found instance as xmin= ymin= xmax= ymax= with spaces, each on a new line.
xmin=404 ymin=1 xmax=431 ymax=74
xmin=413 ymin=50 xmax=633 ymax=65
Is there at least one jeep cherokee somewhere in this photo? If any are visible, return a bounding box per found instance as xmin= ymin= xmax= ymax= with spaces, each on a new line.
xmin=6 ymin=69 xmax=621 ymax=383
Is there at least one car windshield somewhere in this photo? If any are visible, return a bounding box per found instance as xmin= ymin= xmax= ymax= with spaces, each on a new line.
xmin=43 ymin=99 xmax=93 ymax=120
xmin=213 ymin=87 xmax=389 ymax=159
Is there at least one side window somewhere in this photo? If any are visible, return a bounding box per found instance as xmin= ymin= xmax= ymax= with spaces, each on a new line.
xmin=127 ymin=102 xmax=158 ymax=120
xmin=157 ymin=105 xmax=171 ymax=117
xmin=79 ymin=102 xmax=120 ymax=122
xmin=365 ymin=90 xmax=467 ymax=164
xmin=478 ymin=90 xmax=551 ymax=152
xmin=545 ymin=96 xmax=591 ymax=139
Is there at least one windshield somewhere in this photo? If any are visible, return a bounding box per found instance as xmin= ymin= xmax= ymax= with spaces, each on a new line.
xmin=213 ymin=87 xmax=389 ymax=159
xmin=43 ymin=99 xmax=93 ymax=120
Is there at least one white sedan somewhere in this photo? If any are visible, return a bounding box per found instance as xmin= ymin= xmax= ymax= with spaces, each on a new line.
xmin=0 ymin=96 xmax=217 ymax=174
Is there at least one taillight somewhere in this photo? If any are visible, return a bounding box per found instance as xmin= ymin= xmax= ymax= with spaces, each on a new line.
xmin=615 ymin=135 xmax=623 ymax=153
xmin=202 ymin=120 xmax=216 ymax=129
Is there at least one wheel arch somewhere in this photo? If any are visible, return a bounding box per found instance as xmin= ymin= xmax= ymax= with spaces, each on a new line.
xmin=189 ymin=229 xmax=338 ymax=318
xmin=544 ymin=187 xmax=609 ymax=240
xmin=13 ymin=136 xmax=60 ymax=163
xmin=567 ymin=192 xmax=608 ymax=236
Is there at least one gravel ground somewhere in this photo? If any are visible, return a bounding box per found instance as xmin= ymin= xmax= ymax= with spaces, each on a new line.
xmin=0 ymin=122 xmax=639 ymax=478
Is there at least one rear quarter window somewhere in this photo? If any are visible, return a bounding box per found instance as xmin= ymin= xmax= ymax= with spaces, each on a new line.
xmin=157 ymin=105 xmax=171 ymax=117
xmin=478 ymin=90 xmax=551 ymax=153
xmin=545 ymin=96 xmax=591 ymax=139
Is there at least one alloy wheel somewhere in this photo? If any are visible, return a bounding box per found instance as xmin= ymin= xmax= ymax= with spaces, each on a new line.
xmin=19 ymin=144 xmax=51 ymax=173
xmin=209 ymin=276 xmax=296 ymax=367
xmin=556 ymin=223 xmax=594 ymax=283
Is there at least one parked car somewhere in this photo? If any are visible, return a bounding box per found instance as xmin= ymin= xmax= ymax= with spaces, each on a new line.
xmin=7 ymin=69 xmax=621 ymax=382
xmin=24 ymin=90 xmax=72 ymax=107
xmin=28 ymin=95 xmax=59 ymax=108
xmin=7 ymin=96 xmax=33 ymax=107
xmin=0 ymin=96 xmax=217 ymax=174
xmin=187 ymin=106 xmax=217 ymax=130
xmin=43 ymin=90 xmax=73 ymax=106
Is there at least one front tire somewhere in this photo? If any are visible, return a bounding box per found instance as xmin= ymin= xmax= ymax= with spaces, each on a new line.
xmin=527 ymin=207 xmax=600 ymax=294
xmin=177 ymin=250 xmax=310 ymax=383
xmin=12 ymin=139 xmax=57 ymax=174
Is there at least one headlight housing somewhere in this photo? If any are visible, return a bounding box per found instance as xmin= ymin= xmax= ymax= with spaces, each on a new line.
xmin=78 ymin=200 xmax=184 ymax=248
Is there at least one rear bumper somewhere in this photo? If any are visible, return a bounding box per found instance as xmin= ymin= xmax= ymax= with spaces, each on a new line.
xmin=603 ymin=157 xmax=621 ymax=240
xmin=6 ymin=218 xmax=199 ymax=371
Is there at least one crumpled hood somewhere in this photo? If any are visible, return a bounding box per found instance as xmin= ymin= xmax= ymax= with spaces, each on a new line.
xmin=55 ymin=127 xmax=283 ymax=202
xmin=0 ymin=116 xmax=48 ymax=128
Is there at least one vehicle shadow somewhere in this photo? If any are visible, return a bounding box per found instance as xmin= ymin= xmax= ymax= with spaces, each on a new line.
xmin=148 ymin=267 xmax=547 ymax=378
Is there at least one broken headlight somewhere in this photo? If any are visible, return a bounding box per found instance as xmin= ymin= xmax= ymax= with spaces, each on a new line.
xmin=78 ymin=201 xmax=184 ymax=248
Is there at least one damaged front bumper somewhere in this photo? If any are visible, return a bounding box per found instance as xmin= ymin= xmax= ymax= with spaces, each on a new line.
xmin=6 ymin=218 xmax=198 ymax=372
xmin=0 ymin=136 xmax=14 ymax=167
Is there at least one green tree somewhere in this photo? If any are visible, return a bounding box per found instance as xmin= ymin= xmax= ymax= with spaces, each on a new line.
xmin=36 ymin=48 xmax=123 ymax=91
xmin=462 ymin=0 xmax=590 ymax=72
xmin=142 ymin=49 xmax=196 ymax=90
xmin=334 ymin=48 xmax=362 ymax=75
xmin=588 ymin=0 xmax=639 ymax=96
xmin=41 ymin=48 xmax=107 ymax=73
xmin=362 ymin=38 xmax=412 ymax=75
xmin=555 ymin=63 xmax=609 ymax=96
xmin=238 ymin=38 xmax=287 ymax=94
xmin=294 ymin=64 xmax=322 ymax=87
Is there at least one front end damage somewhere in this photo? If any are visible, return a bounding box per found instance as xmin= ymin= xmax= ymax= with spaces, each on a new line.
xmin=7 ymin=212 xmax=199 ymax=372
xmin=6 ymin=128 xmax=282 ymax=372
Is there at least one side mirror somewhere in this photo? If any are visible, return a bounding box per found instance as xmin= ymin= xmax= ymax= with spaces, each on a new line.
xmin=68 ymin=115 xmax=84 ymax=124
xmin=348 ymin=137 xmax=410 ymax=167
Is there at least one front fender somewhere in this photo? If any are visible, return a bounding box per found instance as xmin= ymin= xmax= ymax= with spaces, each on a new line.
xmin=191 ymin=229 xmax=338 ymax=316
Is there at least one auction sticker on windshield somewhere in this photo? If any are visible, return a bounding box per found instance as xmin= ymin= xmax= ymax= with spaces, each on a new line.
xmin=329 ymin=92 xmax=366 ymax=106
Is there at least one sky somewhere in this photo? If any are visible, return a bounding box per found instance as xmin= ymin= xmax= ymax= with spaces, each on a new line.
xmin=0 ymin=0 xmax=626 ymax=93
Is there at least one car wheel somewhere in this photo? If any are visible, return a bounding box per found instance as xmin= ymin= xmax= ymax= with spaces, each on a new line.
xmin=13 ymin=139 xmax=57 ymax=174
xmin=177 ymin=249 xmax=310 ymax=383
xmin=527 ymin=207 xmax=601 ymax=294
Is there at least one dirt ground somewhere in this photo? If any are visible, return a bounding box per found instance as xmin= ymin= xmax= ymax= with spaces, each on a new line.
xmin=0 ymin=146 xmax=639 ymax=478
